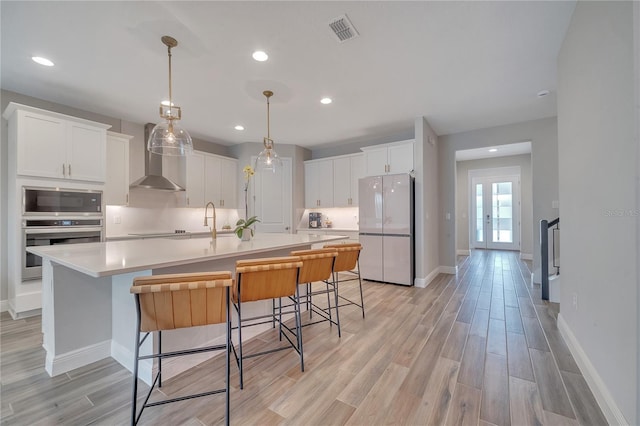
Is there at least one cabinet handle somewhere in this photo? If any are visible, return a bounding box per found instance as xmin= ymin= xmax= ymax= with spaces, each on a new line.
xmin=126 ymin=193 xmax=129 ymax=204
xmin=68 ymin=164 xmax=71 ymax=177
xmin=187 ymin=197 xmax=190 ymax=206
xmin=62 ymin=163 xmax=66 ymax=177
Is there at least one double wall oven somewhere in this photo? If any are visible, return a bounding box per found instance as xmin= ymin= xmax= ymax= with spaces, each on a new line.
xmin=22 ymin=187 xmax=104 ymax=280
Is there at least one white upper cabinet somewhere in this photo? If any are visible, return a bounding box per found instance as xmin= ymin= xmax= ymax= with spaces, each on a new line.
xmin=203 ymin=155 xmax=237 ymax=208
xmin=333 ymin=154 xmax=364 ymax=207
xmin=305 ymin=159 xmax=334 ymax=208
xmin=105 ymin=131 xmax=133 ymax=205
xmin=361 ymin=139 xmax=414 ymax=176
xmin=186 ymin=152 xmax=206 ymax=207
xmin=187 ymin=151 xmax=237 ymax=209
xmin=3 ymin=104 xmax=110 ymax=182
xmin=219 ymin=157 xmax=237 ymax=208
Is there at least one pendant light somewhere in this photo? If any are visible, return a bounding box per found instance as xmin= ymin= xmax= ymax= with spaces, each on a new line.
xmin=147 ymin=36 xmax=193 ymax=156
xmin=255 ymin=90 xmax=282 ymax=172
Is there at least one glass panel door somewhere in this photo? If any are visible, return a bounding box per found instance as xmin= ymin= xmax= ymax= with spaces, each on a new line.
xmin=471 ymin=175 xmax=520 ymax=250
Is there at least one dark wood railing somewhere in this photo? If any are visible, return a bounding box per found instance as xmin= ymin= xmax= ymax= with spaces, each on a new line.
xmin=540 ymin=217 xmax=559 ymax=301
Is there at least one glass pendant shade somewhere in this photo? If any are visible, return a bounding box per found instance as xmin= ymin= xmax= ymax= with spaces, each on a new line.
xmin=255 ymin=139 xmax=282 ymax=173
xmin=147 ymin=120 xmax=193 ymax=156
xmin=147 ymin=35 xmax=192 ymax=157
xmin=255 ymin=90 xmax=281 ymax=173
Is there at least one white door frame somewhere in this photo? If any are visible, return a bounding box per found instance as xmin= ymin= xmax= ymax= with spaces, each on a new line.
xmin=469 ymin=166 xmax=521 ymax=251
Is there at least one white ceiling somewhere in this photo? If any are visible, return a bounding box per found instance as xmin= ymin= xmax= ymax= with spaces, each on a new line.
xmin=1 ymin=1 xmax=575 ymax=149
xmin=456 ymin=141 xmax=531 ymax=161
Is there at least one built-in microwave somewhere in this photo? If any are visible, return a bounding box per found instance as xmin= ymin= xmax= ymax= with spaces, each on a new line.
xmin=23 ymin=187 xmax=102 ymax=215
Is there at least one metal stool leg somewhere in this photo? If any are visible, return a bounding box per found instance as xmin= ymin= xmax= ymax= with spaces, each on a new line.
xmin=333 ymin=272 xmax=341 ymax=338
xmin=295 ymin=284 xmax=304 ymax=372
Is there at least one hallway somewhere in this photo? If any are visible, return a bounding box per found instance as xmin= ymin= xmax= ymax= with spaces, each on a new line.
xmin=1 ymin=250 xmax=607 ymax=425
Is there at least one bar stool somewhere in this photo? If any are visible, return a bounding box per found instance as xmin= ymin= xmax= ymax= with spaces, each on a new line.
xmin=288 ymin=248 xmax=340 ymax=336
xmin=130 ymin=271 xmax=233 ymax=426
xmin=232 ymin=256 xmax=303 ymax=389
xmin=323 ymin=243 xmax=365 ymax=318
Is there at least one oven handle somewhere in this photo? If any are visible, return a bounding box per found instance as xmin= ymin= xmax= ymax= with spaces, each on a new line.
xmin=23 ymin=227 xmax=104 ymax=235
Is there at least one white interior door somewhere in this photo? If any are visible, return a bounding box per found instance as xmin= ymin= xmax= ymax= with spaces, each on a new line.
xmin=251 ymin=157 xmax=292 ymax=233
xmin=471 ymin=175 xmax=520 ymax=250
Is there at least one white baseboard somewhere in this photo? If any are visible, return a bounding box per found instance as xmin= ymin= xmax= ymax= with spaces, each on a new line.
xmin=557 ymin=314 xmax=628 ymax=425
xmin=416 ymin=267 xmax=440 ymax=288
xmin=0 ymin=300 xmax=8 ymax=313
xmin=457 ymin=249 xmax=470 ymax=256
xmin=519 ymin=252 xmax=533 ymax=260
xmin=439 ymin=265 xmax=458 ymax=275
xmin=45 ymin=340 xmax=111 ymax=377
xmin=111 ymin=339 xmax=153 ymax=385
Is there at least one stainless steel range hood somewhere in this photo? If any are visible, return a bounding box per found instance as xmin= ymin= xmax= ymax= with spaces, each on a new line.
xmin=130 ymin=123 xmax=185 ymax=191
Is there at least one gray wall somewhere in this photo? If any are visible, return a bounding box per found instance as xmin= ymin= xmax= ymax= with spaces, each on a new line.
xmin=414 ymin=117 xmax=440 ymax=280
xmin=310 ymin=129 xmax=414 ymax=159
xmin=456 ymin=154 xmax=533 ymax=256
xmin=438 ymin=117 xmax=558 ymax=274
xmin=558 ymin=1 xmax=636 ymax=423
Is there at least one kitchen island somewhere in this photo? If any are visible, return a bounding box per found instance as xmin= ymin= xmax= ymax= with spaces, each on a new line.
xmin=27 ymin=233 xmax=346 ymax=383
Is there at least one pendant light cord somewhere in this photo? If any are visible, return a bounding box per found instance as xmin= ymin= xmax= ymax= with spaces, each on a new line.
xmin=167 ymin=44 xmax=173 ymax=118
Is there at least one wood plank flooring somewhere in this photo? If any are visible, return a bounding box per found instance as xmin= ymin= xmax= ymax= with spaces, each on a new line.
xmin=0 ymin=250 xmax=608 ymax=425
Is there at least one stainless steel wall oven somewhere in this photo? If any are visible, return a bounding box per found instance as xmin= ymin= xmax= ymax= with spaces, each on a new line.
xmin=22 ymin=219 xmax=103 ymax=280
xmin=21 ymin=186 xmax=104 ymax=280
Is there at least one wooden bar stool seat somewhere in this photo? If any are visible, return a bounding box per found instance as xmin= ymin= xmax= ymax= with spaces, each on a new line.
xmin=324 ymin=243 xmax=365 ymax=318
xmin=232 ymin=256 xmax=303 ymax=389
xmin=287 ymin=248 xmax=340 ymax=336
xmin=130 ymin=271 xmax=233 ymax=426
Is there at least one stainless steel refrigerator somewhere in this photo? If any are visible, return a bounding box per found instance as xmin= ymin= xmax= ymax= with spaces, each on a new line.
xmin=358 ymin=173 xmax=414 ymax=286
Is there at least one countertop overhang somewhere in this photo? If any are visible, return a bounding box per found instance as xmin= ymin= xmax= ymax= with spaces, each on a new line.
xmin=27 ymin=233 xmax=347 ymax=278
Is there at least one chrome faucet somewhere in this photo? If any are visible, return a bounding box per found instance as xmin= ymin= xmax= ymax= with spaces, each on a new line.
xmin=204 ymin=201 xmax=217 ymax=239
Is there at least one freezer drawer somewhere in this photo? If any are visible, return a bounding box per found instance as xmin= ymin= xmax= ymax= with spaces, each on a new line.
xmin=383 ymin=235 xmax=412 ymax=285
xmin=359 ymin=234 xmax=383 ymax=282
xmin=359 ymin=234 xmax=413 ymax=286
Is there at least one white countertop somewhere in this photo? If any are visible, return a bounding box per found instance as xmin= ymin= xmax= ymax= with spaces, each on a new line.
xmin=28 ymin=233 xmax=347 ymax=278
xmin=296 ymin=227 xmax=358 ymax=232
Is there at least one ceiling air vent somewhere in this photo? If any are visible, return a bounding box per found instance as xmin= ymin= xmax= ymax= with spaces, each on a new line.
xmin=329 ymin=14 xmax=359 ymax=43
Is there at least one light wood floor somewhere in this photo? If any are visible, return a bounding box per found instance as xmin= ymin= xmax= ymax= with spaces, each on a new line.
xmin=1 ymin=250 xmax=607 ymax=425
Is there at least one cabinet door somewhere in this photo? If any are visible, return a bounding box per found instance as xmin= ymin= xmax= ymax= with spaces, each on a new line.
xmin=68 ymin=122 xmax=106 ymax=182
xmin=186 ymin=152 xmax=205 ymax=207
xmin=219 ymin=157 xmax=237 ymax=208
xmin=17 ymin=111 xmax=67 ymax=179
xmin=204 ymin=155 xmax=222 ymax=206
xmin=332 ymin=157 xmax=351 ymax=207
xmin=304 ymin=162 xmax=318 ymax=208
xmin=388 ymin=142 xmax=414 ymax=174
xmin=350 ymin=154 xmax=365 ymax=206
xmin=105 ymin=133 xmax=130 ymax=205
xmin=317 ymin=160 xmax=334 ymax=207
xmin=363 ymin=147 xmax=388 ymax=176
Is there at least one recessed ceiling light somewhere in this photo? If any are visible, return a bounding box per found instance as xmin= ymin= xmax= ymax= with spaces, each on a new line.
xmin=320 ymin=97 xmax=332 ymax=105
xmin=234 ymin=125 xmax=245 ymax=131
xmin=32 ymin=56 xmax=54 ymax=67
xmin=537 ymin=90 xmax=550 ymax=98
xmin=252 ymin=51 xmax=268 ymax=62
xmin=489 ymin=148 xmax=498 ymax=153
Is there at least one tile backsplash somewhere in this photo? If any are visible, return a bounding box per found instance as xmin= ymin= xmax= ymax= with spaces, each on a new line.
xmin=106 ymin=205 xmax=240 ymax=237
xmin=297 ymin=207 xmax=359 ymax=230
